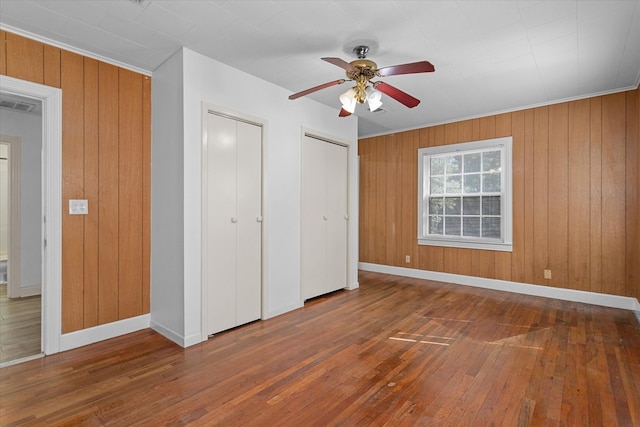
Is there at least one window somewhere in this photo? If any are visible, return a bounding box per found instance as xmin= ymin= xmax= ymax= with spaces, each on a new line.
xmin=418 ymin=137 xmax=512 ymax=251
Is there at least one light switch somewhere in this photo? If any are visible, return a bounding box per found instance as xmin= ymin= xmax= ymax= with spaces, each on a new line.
xmin=69 ymin=199 xmax=88 ymax=215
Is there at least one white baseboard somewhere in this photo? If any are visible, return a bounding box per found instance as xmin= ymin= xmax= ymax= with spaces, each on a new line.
xmin=59 ymin=314 xmax=151 ymax=353
xmin=359 ymin=262 xmax=640 ymax=313
xmin=265 ymin=302 xmax=302 ymax=320
xmin=149 ymin=320 xmax=201 ymax=348
xmin=19 ymin=284 xmax=41 ymax=297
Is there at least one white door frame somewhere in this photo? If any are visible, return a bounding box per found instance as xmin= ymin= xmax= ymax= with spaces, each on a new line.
xmin=0 ymin=137 xmax=21 ymax=299
xmin=0 ymin=75 xmax=62 ymax=356
xmin=200 ymin=103 xmax=267 ymax=342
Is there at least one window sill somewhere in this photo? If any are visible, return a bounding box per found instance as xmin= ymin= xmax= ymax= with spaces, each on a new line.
xmin=418 ymin=238 xmax=512 ymax=252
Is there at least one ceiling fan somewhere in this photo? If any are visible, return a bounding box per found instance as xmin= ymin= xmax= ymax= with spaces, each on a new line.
xmin=288 ymin=45 xmax=435 ymax=117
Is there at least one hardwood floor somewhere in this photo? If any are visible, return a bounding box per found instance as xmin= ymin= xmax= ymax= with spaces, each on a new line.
xmin=0 ymin=284 xmax=41 ymax=365
xmin=1 ymin=271 xmax=639 ymax=426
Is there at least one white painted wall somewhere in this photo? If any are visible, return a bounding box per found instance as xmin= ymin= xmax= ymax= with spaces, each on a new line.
xmin=0 ymin=108 xmax=42 ymax=290
xmin=152 ymin=47 xmax=358 ymax=347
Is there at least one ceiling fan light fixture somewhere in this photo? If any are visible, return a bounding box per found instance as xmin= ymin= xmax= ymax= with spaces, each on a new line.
xmin=340 ymin=88 xmax=357 ymax=113
xmin=366 ymin=87 xmax=383 ymax=111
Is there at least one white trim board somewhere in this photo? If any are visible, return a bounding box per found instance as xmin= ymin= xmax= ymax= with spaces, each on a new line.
xmin=59 ymin=314 xmax=151 ymax=352
xmin=359 ymin=262 xmax=640 ymax=313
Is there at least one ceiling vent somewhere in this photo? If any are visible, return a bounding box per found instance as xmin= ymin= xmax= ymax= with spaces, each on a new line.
xmin=0 ymin=98 xmax=37 ymax=113
xmin=128 ymin=0 xmax=151 ymax=6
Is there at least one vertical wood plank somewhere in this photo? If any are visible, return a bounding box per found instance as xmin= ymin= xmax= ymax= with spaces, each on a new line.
xmin=533 ymin=107 xmax=549 ymax=285
xmin=0 ymin=30 xmax=6 ymax=75
xmin=60 ymin=51 xmax=84 ymax=333
xmin=625 ymin=89 xmax=638 ymax=298
xmin=400 ymin=131 xmax=417 ymax=268
xmin=118 ymin=69 xmax=143 ymax=319
xmin=523 ymin=109 xmax=536 ymax=284
xmin=590 ymin=98 xmax=603 ymax=294
xmin=567 ymin=99 xmax=591 ymax=290
xmin=511 ymin=110 xmax=526 ymax=282
xmin=385 ymin=134 xmax=398 ymax=265
xmin=374 ymin=136 xmax=387 ymax=266
xmin=142 ymin=75 xmax=151 ymax=313
xmin=43 ymin=45 xmax=61 ymax=88
xmin=5 ymin=32 xmax=43 ymax=84
xmin=601 ymin=93 xmax=626 ymax=296
xmin=359 ymin=139 xmax=370 ymax=263
xmin=365 ymin=138 xmax=376 ymax=264
xmin=427 ymin=126 xmax=445 ymax=272
xmin=548 ymin=103 xmax=569 ymax=288
xmin=83 ymin=57 xmax=99 ymax=328
xmin=98 ymin=62 xmax=120 ymax=324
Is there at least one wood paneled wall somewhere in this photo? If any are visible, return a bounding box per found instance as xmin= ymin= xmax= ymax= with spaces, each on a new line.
xmin=359 ymin=88 xmax=640 ymax=300
xmin=0 ymin=31 xmax=151 ymax=333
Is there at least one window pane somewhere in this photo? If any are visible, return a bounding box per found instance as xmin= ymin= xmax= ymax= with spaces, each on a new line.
xmin=445 ymin=197 xmax=461 ymax=215
xmin=463 ymin=174 xmax=481 ymax=193
xmin=482 ymin=196 xmax=501 ymax=215
xmin=445 ymin=155 xmax=462 ymax=174
xmin=431 ymin=157 xmax=444 ymax=175
xmin=482 ymin=217 xmax=501 ymax=238
xmin=463 ymin=217 xmax=480 ymax=237
xmin=445 ymin=216 xmax=461 ymax=236
xmin=483 ymin=150 xmax=501 ymax=172
xmin=429 ymin=197 xmax=444 ymax=215
xmin=446 ymin=175 xmax=462 ymax=193
xmin=463 ymin=196 xmax=480 ymax=215
xmin=429 ymin=216 xmax=443 ymax=234
xmin=464 ymin=152 xmax=481 ymax=173
xmin=482 ymin=172 xmax=501 ymax=192
xmin=430 ymin=176 xmax=444 ymax=194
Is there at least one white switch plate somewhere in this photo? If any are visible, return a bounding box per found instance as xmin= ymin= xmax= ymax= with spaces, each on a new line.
xmin=69 ymin=199 xmax=88 ymax=215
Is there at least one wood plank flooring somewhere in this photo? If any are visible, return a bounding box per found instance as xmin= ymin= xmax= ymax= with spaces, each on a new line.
xmin=1 ymin=271 xmax=639 ymax=426
xmin=0 ymin=284 xmax=41 ymax=365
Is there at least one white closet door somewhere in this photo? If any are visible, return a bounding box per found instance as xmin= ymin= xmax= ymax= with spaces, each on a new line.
xmin=206 ymin=113 xmax=238 ymax=334
xmin=325 ymin=142 xmax=348 ymax=292
xmin=235 ymin=121 xmax=262 ymax=325
xmin=301 ymin=136 xmax=327 ymax=300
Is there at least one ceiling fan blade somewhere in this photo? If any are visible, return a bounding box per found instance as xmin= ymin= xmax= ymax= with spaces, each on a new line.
xmin=338 ymin=108 xmax=352 ymax=117
xmin=374 ymin=82 xmax=421 ymax=108
xmin=289 ymin=79 xmax=346 ymax=100
xmin=321 ymin=57 xmax=358 ymax=73
xmin=376 ymin=61 xmax=435 ymax=77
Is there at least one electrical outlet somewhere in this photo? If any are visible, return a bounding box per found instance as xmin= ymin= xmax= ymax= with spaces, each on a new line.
xmin=544 ymin=269 xmax=552 ymax=280
xmin=405 ymin=255 xmax=411 ymax=264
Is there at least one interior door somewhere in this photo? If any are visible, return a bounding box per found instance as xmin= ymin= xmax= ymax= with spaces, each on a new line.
xmin=235 ymin=121 xmax=262 ymax=326
xmin=325 ymin=142 xmax=348 ymax=292
xmin=206 ymin=113 xmax=238 ymax=334
xmin=301 ymin=136 xmax=327 ymax=300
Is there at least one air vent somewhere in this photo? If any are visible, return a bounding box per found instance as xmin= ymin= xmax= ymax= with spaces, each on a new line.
xmin=0 ymin=99 xmax=37 ymax=112
xmin=128 ymin=0 xmax=151 ymax=6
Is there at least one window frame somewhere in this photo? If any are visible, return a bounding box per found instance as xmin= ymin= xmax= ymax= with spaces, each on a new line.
xmin=417 ymin=136 xmax=513 ymax=252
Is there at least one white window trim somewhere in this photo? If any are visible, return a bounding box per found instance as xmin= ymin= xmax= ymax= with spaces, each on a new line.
xmin=417 ymin=136 xmax=513 ymax=252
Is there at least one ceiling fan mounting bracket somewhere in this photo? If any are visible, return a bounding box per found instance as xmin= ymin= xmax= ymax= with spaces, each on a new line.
xmin=353 ymin=45 xmax=369 ymax=59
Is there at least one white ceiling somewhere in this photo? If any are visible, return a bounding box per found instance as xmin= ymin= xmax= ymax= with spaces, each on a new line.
xmin=1 ymin=0 xmax=639 ymax=137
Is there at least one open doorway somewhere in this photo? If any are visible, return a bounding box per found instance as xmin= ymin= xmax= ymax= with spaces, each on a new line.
xmin=0 ymin=94 xmax=43 ymax=365
xmin=0 ymin=75 xmax=62 ymax=367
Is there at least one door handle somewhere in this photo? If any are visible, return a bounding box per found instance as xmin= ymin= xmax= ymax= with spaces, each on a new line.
xmin=231 ymin=217 xmax=237 ymax=223
xmin=257 ymin=216 xmax=263 ymax=222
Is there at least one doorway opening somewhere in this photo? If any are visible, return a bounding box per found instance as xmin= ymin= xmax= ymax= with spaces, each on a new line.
xmin=0 ymin=75 xmax=62 ymax=367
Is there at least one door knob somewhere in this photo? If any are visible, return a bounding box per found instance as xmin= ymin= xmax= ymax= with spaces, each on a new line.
xmin=257 ymin=216 xmax=263 ymax=222
xmin=231 ymin=217 xmax=237 ymax=223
